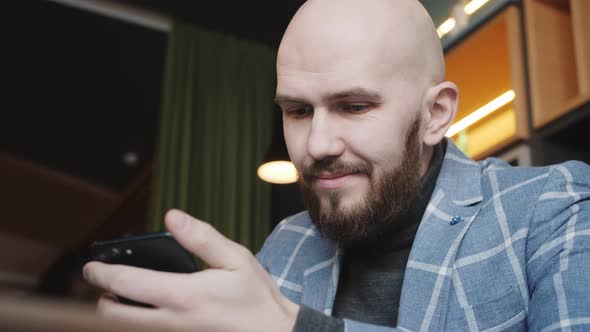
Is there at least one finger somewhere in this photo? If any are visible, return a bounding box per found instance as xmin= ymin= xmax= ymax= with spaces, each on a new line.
xmin=164 ymin=209 xmax=250 ymax=269
xmin=97 ymin=294 xmax=170 ymax=328
xmin=83 ymin=261 xmax=193 ymax=309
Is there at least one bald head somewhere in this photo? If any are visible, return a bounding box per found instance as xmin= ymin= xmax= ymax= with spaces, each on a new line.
xmin=277 ymin=0 xmax=459 ymax=242
xmin=278 ymin=0 xmax=445 ymax=88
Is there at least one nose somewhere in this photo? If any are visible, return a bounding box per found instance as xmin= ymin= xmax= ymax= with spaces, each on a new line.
xmin=306 ymin=110 xmax=345 ymax=161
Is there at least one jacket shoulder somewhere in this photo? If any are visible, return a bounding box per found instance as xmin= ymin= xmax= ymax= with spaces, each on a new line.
xmin=477 ymin=157 xmax=588 ymax=193
xmin=255 ymin=211 xmax=315 ymax=267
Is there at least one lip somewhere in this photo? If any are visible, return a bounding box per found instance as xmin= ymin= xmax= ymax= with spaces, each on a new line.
xmin=315 ymin=173 xmax=357 ymax=190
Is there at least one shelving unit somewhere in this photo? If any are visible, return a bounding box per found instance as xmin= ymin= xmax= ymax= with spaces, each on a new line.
xmin=441 ymin=0 xmax=590 ymax=165
xmin=524 ymin=0 xmax=590 ymax=128
xmin=444 ymin=5 xmax=528 ymax=159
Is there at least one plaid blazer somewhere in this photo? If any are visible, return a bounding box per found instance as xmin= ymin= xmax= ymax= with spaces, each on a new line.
xmin=256 ymin=140 xmax=590 ymax=332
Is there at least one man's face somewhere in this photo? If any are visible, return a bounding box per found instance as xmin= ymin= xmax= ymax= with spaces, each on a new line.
xmin=276 ymin=49 xmax=426 ymax=242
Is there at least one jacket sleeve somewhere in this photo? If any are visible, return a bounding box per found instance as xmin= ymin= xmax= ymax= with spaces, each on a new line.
xmin=294 ymin=306 xmax=405 ymax=332
xmin=526 ymin=161 xmax=590 ymax=331
xmin=342 ymin=320 xmax=406 ymax=331
xmin=293 ymin=305 xmax=344 ymax=332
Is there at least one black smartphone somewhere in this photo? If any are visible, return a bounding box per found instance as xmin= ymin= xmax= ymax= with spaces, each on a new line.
xmin=90 ymin=232 xmax=200 ymax=306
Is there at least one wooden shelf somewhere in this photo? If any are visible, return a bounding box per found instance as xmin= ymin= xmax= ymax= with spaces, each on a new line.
xmin=571 ymin=0 xmax=590 ymax=94
xmin=525 ymin=0 xmax=590 ymax=128
xmin=498 ymin=143 xmax=532 ymax=166
xmin=537 ymin=98 xmax=590 ymax=165
xmin=445 ymin=5 xmax=528 ymax=159
xmin=442 ymin=0 xmax=515 ymax=52
xmin=538 ymin=97 xmax=590 ymax=139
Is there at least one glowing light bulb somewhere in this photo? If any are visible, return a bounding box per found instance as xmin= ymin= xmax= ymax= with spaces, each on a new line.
xmin=446 ymin=90 xmax=515 ymax=137
xmin=257 ymin=161 xmax=298 ymax=184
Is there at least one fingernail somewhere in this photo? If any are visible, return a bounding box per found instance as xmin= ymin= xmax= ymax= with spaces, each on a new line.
xmin=82 ymin=264 xmax=91 ymax=281
xmin=170 ymin=211 xmax=188 ymax=231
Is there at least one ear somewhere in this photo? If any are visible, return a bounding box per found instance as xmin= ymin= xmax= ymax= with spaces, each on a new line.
xmin=422 ymin=81 xmax=459 ymax=146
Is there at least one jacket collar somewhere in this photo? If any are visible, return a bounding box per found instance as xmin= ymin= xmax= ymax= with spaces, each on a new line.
xmin=397 ymin=139 xmax=484 ymax=331
xmin=299 ymin=139 xmax=485 ymax=322
xmin=437 ymin=139 xmax=483 ymax=207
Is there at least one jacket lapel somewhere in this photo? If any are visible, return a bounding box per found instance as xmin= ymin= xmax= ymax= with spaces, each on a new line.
xmin=398 ymin=140 xmax=484 ymax=331
xmin=300 ymin=235 xmax=341 ymax=314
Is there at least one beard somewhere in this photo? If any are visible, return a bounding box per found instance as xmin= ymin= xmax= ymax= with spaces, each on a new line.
xmin=299 ymin=117 xmax=422 ymax=243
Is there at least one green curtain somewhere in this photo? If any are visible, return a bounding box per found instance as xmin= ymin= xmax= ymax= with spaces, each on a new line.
xmin=148 ymin=21 xmax=275 ymax=252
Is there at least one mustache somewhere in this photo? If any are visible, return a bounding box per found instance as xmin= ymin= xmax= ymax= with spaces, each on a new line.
xmin=300 ymin=157 xmax=373 ymax=179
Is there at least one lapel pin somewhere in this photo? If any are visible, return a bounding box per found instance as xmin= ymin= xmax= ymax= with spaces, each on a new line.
xmin=450 ymin=216 xmax=462 ymax=225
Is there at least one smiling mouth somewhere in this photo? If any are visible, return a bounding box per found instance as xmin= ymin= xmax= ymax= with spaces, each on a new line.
xmin=315 ymin=172 xmax=361 ymax=190
xmin=317 ymin=172 xmax=351 ymax=180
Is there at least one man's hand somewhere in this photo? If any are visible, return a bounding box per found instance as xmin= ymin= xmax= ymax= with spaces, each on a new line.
xmin=83 ymin=209 xmax=299 ymax=332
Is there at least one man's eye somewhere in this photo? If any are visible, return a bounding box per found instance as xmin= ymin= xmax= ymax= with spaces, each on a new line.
xmin=288 ymin=106 xmax=312 ymax=117
xmin=341 ymin=104 xmax=371 ymax=113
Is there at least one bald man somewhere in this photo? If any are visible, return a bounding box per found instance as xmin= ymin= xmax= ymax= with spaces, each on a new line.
xmin=84 ymin=0 xmax=590 ymax=331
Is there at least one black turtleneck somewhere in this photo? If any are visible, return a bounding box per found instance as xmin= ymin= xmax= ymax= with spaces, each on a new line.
xmin=293 ymin=142 xmax=446 ymax=331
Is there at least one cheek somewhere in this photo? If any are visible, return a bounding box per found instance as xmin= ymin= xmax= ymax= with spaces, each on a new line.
xmin=347 ymin=118 xmax=407 ymax=164
xmin=284 ymin=123 xmax=308 ymax=168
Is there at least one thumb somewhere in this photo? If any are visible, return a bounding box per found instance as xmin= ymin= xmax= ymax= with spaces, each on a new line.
xmin=164 ymin=209 xmax=244 ymax=269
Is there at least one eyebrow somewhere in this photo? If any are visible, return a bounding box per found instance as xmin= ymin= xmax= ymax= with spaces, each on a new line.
xmin=326 ymin=87 xmax=382 ymax=102
xmin=274 ymin=95 xmax=307 ymax=105
xmin=274 ymin=87 xmax=382 ymax=106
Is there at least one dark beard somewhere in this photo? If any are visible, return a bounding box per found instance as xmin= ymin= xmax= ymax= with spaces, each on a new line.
xmin=299 ymin=117 xmax=422 ymax=242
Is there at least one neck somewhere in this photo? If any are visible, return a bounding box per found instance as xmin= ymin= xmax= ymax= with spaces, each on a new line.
xmin=419 ymin=144 xmax=435 ymax=178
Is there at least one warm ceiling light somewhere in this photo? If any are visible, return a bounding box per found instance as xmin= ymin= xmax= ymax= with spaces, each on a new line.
xmin=437 ymin=0 xmax=490 ymax=39
xmin=464 ymin=0 xmax=490 ymax=15
xmin=446 ymin=90 xmax=515 ymax=137
xmin=257 ymin=161 xmax=298 ymax=184
xmin=437 ymin=18 xmax=456 ymax=38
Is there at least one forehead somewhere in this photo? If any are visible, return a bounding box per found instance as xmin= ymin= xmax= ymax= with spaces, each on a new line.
xmin=276 ymin=30 xmax=422 ymax=103
xmin=276 ymin=53 xmax=395 ymax=102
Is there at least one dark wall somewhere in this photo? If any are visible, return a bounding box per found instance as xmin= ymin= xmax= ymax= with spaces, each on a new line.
xmin=1 ymin=0 xmax=167 ymax=192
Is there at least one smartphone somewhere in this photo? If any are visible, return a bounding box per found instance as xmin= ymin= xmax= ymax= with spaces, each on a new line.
xmin=90 ymin=232 xmax=200 ymax=306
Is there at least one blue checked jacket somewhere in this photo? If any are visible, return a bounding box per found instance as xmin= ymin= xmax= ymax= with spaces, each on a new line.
xmin=256 ymin=141 xmax=590 ymax=332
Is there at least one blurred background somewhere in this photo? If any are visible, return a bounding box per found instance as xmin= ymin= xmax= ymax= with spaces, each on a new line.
xmin=0 ymin=0 xmax=588 ymax=305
